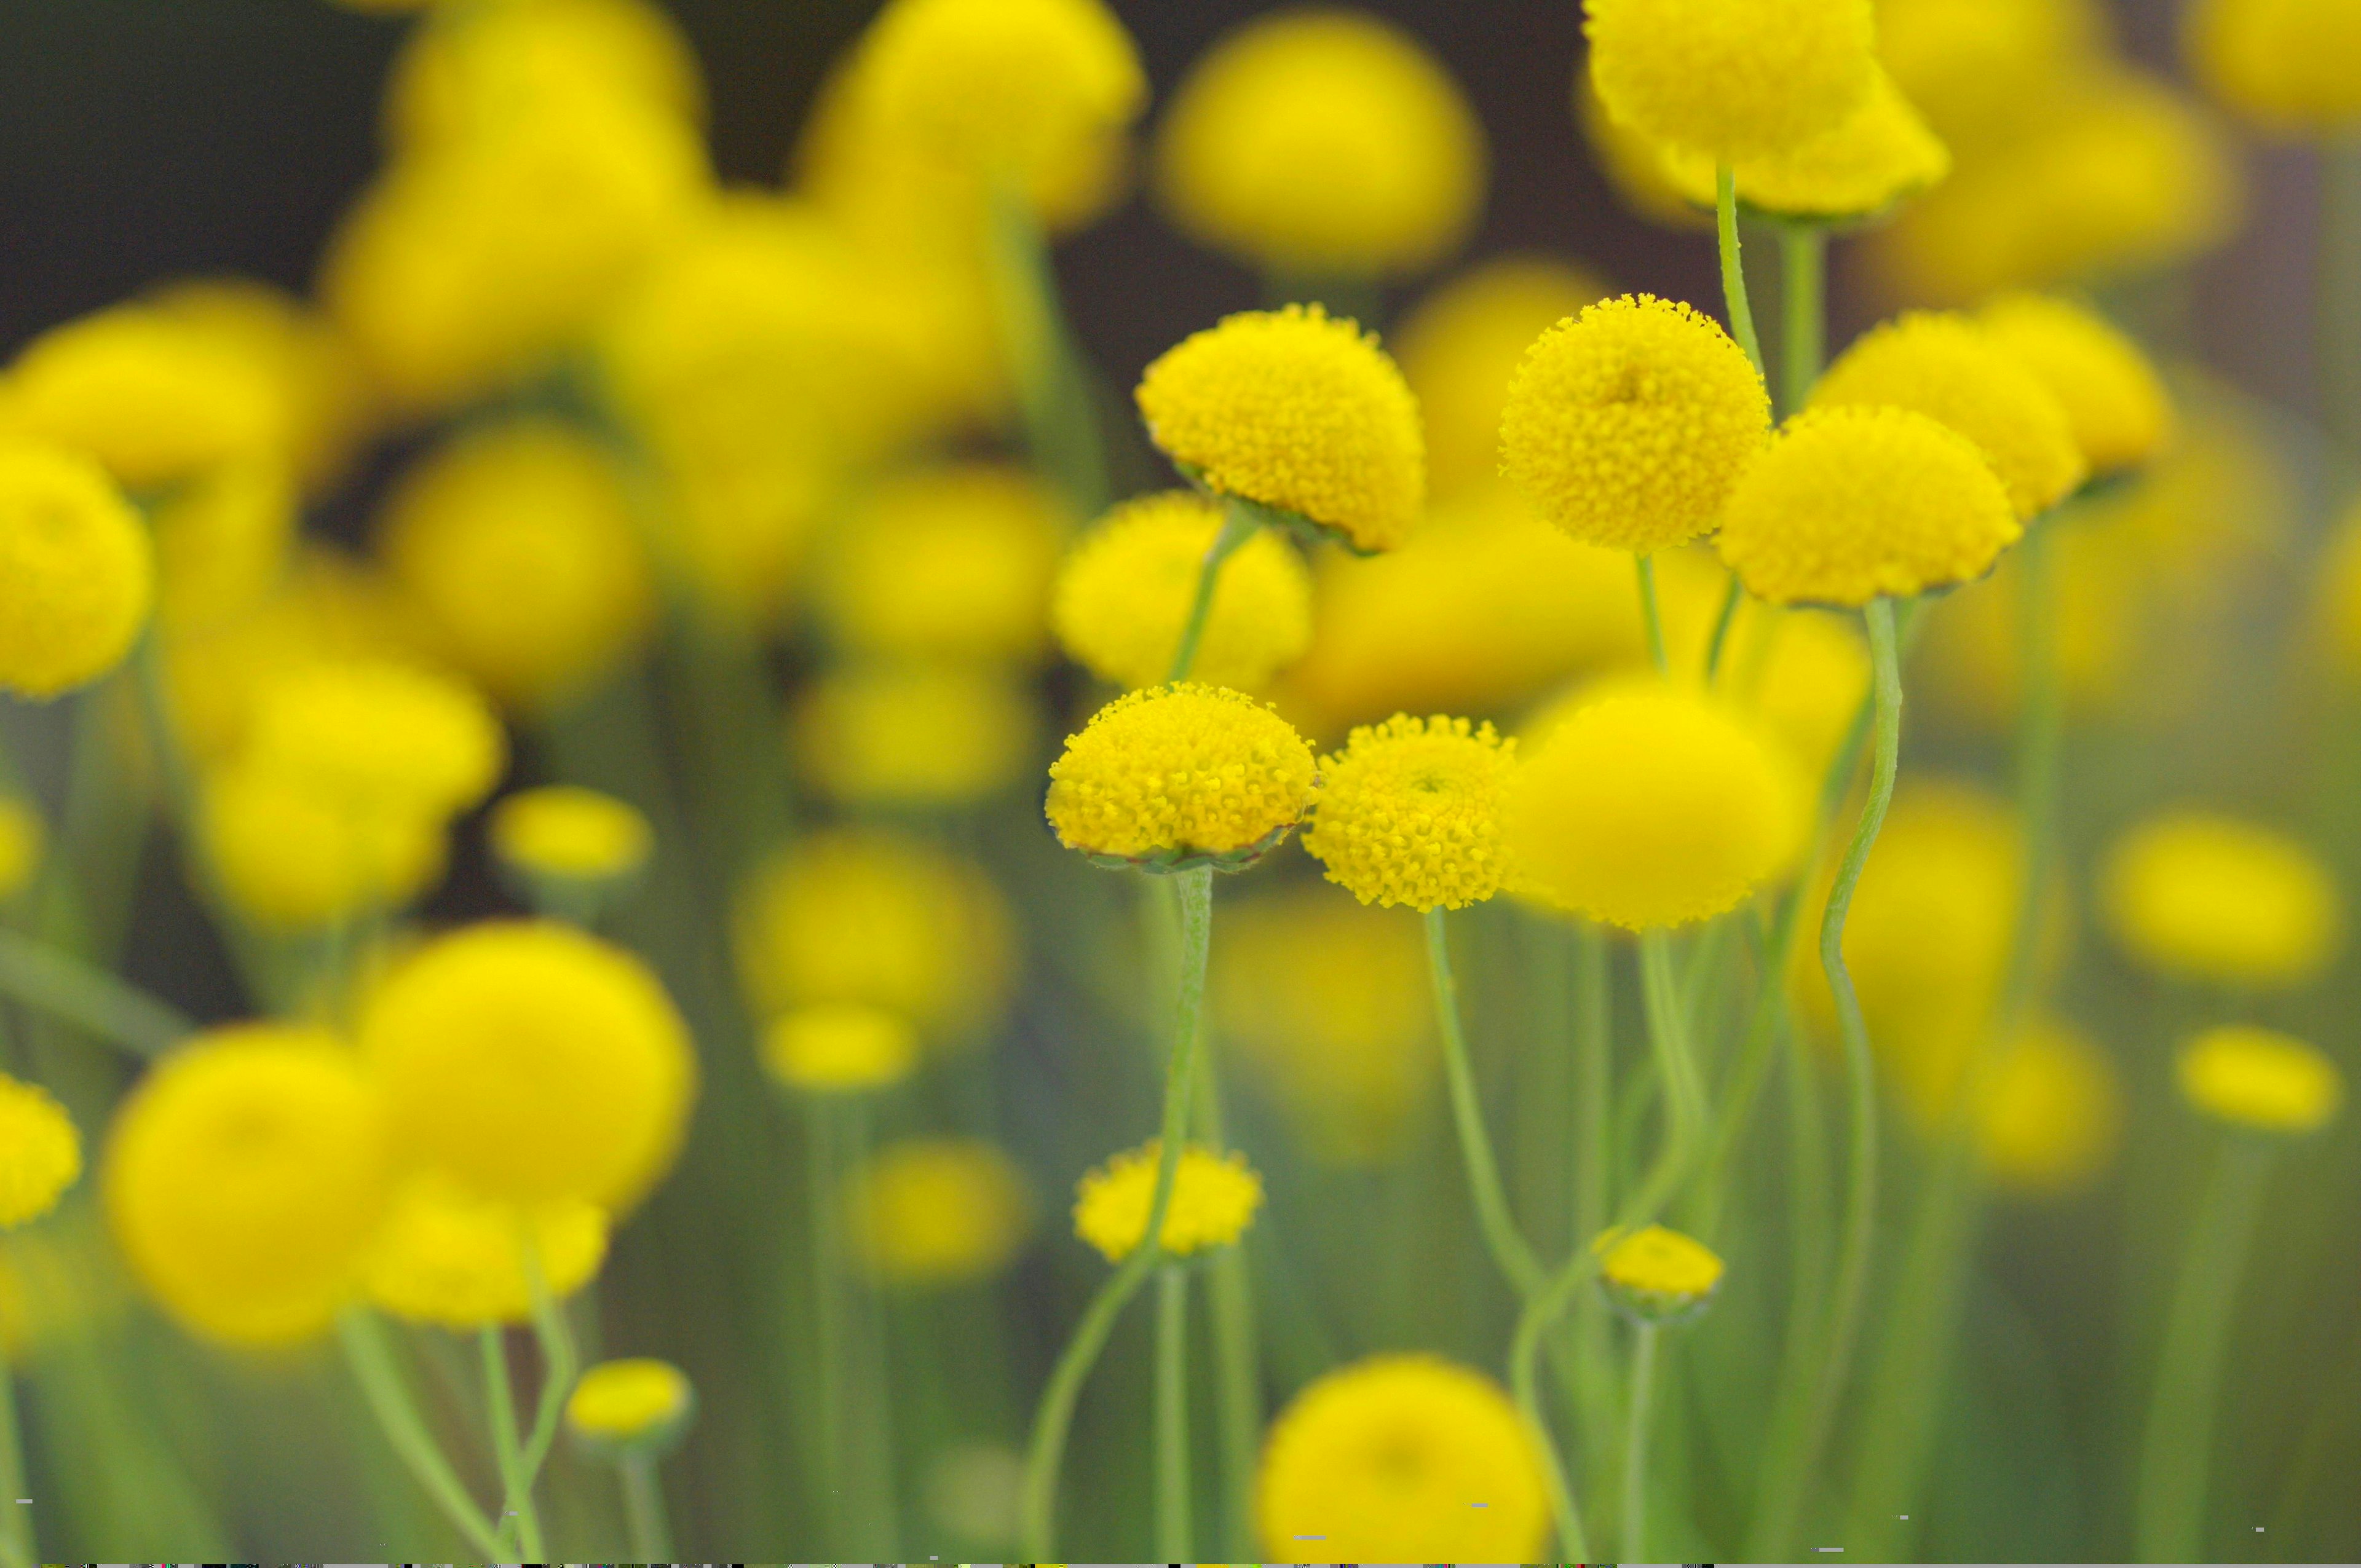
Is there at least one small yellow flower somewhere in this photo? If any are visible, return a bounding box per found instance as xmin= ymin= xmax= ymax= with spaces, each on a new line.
xmin=2178 ymin=1025 xmax=2343 ymax=1135
xmin=2184 ymin=0 xmax=2361 ymax=136
xmin=761 ymin=1004 xmax=920 ymax=1095
xmin=2100 ymin=811 xmax=2341 ymax=989
xmin=1498 ymin=294 xmax=1770 ymax=554
xmin=1715 ymin=406 xmax=2022 ymax=607
xmin=793 ymin=661 xmax=1038 ymax=808
xmin=1154 ymin=9 xmax=1486 ymax=280
xmin=1655 ymin=65 xmax=1952 ymax=221
xmin=488 ymin=785 xmax=653 ymax=887
xmin=1975 ymin=293 xmax=2175 ymax=476
xmin=1594 ymin=1223 xmax=1725 ymax=1318
xmin=0 ymin=798 xmax=41 ymax=902
xmin=846 ymin=1137 xmax=1033 ymax=1286
xmin=1302 ymin=714 xmax=1516 ymax=912
xmin=0 ymin=1075 xmax=79 ymax=1229
xmin=362 ymin=1172 xmax=609 ymax=1331
xmin=1135 ymin=305 xmax=1425 ymax=554
xmin=385 ymin=0 xmax=706 ymax=153
xmin=1254 ymin=1353 xmax=1552 ymax=1562
xmin=815 ymin=463 xmax=1066 ymax=663
xmin=197 ymin=765 xmax=447 ymax=932
xmin=1072 ymin=1141 xmax=1263 ymax=1262
xmin=244 ymin=658 xmax=506 ymax=819
xmin=0 ymin=441 xmax=154 ymax=699
xmin=1045 ymin=684 xmax=1318 ymax=869
xmin=148 ymin=457 xmax=298 ymax=634
xmin=1584 ymin=0 xmax=1878 ymax=163
xmin=1051 ymin=491 xmax=1313 ymax=693
xmin=566 ymin=1357 xmax=696 ymax=1450
xmin=1506 ymin=677 xmax=1805 ymax=930
xmin=1975 ymin=1017 xmax=2124 ymax=1196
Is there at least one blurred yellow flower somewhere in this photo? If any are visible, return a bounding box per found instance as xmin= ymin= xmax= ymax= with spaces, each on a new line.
xmin=1975 ymin=1015 xmax=2123 ymax=1196
xmin=146 ymin=279 xmax=379 ymax=498
xmin=567 ymin=1357 xmax=695 ymax=1447
xmin=1877 ymin=0 xmax=2113 ymax=160
xmin=1303 ymin=714 xmax=1516 ymax=912
xmin=816 ymin=463 xmax=1066 ymax=663
xmin=2177 ymin=1024 xmax=2343 ymax=1135
xmin=1045 ymin=684 xmax=1316 ymax=868
xmin=1072 ymin=1141 xmax=1263 ymax=1262
xmin=244 ymin=658 xmax=505 ymax=819
xmin=384 ymin=0 xmax=705 ymax=152
xmin=794 ymin=662 xmax=1038 ymax=808
xmin=0 ymin=1075 xmax=79 ymax=1229
xmin=1656 ymin=65 xmax=1952 ymax=222
xmin=847 ymin=1137 xmax=1032 ymax=1287
xmin=488 ymin=785 xmax=652 ymax=887
xmin=760 ymin=1004 xmax=920 ymax=1096
xmin=1709 ymin=601 xmax=1874 ymax=783
xmin=1585 ymin=0 xmax=1878 ymax=163
xmin=1595 ymin=1223 xmax=1725 ymax=1317
xmin=1916 ymin=518 xmax=2144 ymax=728
xmin=148 ymin=457 xmax=299 ymax=634
xmin=0 ymin=441 xmax=152 ymax=699
xmin=1576 ymin=65 xmax=1715 ymax=230
xmin=362 ymin=1172 xmax=609 ymax=1330
xmin=2184 ymin=0 xmax=2361 ymax=135
xmin=2100 ymin=812 xmax=2341 ymax=990
xmin=1975 ymin=294 xmax=2174 ymax=477
xmin=197 ymin=764 xmax=447 ymax=932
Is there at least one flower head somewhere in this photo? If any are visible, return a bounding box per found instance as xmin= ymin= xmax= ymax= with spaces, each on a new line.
xmin=2178 ymin=1025 xmax=2343 ymax=1135
xmin=761 ymin=1004 xmax=920 ymax=1095
xmin=566 ymin=1357 xmax=697 ymax=1454
xmin=1254 ymin=1353 xmax=1552 ymax=1562
xmin=1594 ymin=1223 xmax=1726 ymax=1320
xmin=1155 ymin=9 xmax=1485 ymax=279
xmin=793 ymin=662 xmax=1038 ymax=808
xmin=815 ymin=463 xmax=1066 ymax=663
xmin=1051 ymin=491 xmax=1313 ymax=692
xmin=1716 ymin=406 xmax=2022 ymax=606
xmin=1302 ymin=714 xmax=1516 ymax=911
xmin=244 ymin=658 xmax=506 ymax=819
xmin=1045 ymin=684 xmax=1318 ymax=870
xmin=385 ymin=0 xmax=706 ymax=153
xmin=1656 ymin=65 xmax=1952 ymax=221
xmin=1072 ymin=1141 xmax=1263 ymax=1262
xmin=846 ymin=1137 xmax=1032 ymax=1286
xmin=1584 ymin=0 xmax=1879 ymax=163
xmin=489 ymin=785 xmax=653 ymax=888
xmin=1812 ymin=310 xmax=2088 ymax=519
xmin=197 ymin=764 xmax=446 ymax=932
xmin=361 ymin=1172 xmax=609 ymax=1330
xmin=1976 ymin=293 xmax=2174 ymax=476
xmin=2185 ymin=0 xmax=2361 ymax=135
xmin=0 ymin=1074 xmax=79 ymax=1229
xmin=1136 ymin=305 xmax=1425 ymax=554
xmin=1506 ymin=677 xmax=1805 ymax=929
xmin=360 ymin=920 xmax=698 ymax=1210
xmin=1975 ymin=1017 xmax=2123 ymax=1196
xmin=2100 ymin=811 xmax=2341 ymax=989
xmin=0 ymin=441 xmax=154 ymax=699
xmin=1498 ymin=294 xmax=1770 ymax=554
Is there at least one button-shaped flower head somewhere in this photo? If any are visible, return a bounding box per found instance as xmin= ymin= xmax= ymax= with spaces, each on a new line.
xmin=1072 ymin=1140 xmax=1264 ymax=1263
xmin=1303 ymin=714 xmax=1516 ymax=912
xmin=244 ymin=658 xmax=507 ymax=821
xmin=1136 ymin=305 xmax=1425 ymax=554
xmin=489 ymin=785 xmax=654 ymax=891
xmin=846 ymin=1137 xmax=1033 ymax=1287
xmin=0 ymin=442 xmax=154 ymax=700
xmin=1595 ymin=1223 xmax=1726 ymax=1321
xmin=2178 ymin=1024 xmax=2343 ymax=1136
xmin=2185 ymin=0 xmax=2361 ymax=136
xmin=761 ymin=1004 xmax=920 ymax=1096
xmin=360 ymin=1171 xmax=609 ymax=1331
xmin=2100 ymin=811 xmax=2341 ymax=990
xmin=1046 ymin=684 xmax=1318 ymax=872
xmin=1655 ymin=65 xmax=1952 ymax=223
xmin=1498 ymin=294 xmax=1770 ymax=554
xmin=0 ymin=1074 xmax=79 ymax=1229
xmin=566 ymin=1357 xmax=697 ymax=1458
xmin=1976 ymin=293 xmax=2175 ymax=477
xmin=1585 ymin=0 xmax=1880 ymax=164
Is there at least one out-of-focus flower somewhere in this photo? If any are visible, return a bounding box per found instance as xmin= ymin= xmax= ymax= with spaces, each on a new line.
xmin=488 ymin=785 xmax=653 ymax=889
xmin=1915 ymin=517 xmax=2145 ymax=727
xmin=2100 ymin=811 xmax=2340 ymax=990
xmin=845 ymin=1137 xmax=1032 ymax=1287
xmin=384 ymin=0 xmax=705 ymax=152
xmin=567 ymin=1358 xmax=697 ymax=1453
xmin=1303 ymin=714 xmax=1515 ymax=911
xmin=2183 ymin=0 xmax=2361 ymax=136
xmin=1045 ymin=684 xmax=1316 ymax=870
xmin=1654 ymin=66 xmax=1952 ymax=223
xmin=243 ymin=658 xmax=505 ymax=820
xmin=1576 ymin=66 xmax=1715 ymax=230
xmin=1595 ymin=1223 xmax=1725 ymax=1320
xmin=0 ymin=441 xmax=154 ymax=698
xmin=197 ymin=764 xmax=448 ymax=932
xmin=761 ymin=1004 xmax=920 ymax=1097
xmin=1975 ymin=294 xmax=2173 ymax=478
xmin=2177 ymin=1024 xmax=2343 ymax=1135
xmin=362 ymin=1172 xmax=608 ymax=1330
xmin=815 ymin=464 xmax=1066 ymax=664
xmin=1584 ymin=0 xmax=1878 ymax=163
xmin=146 ymin=279 xmax=379 ymax=497
xmin=793 ymin=663 xmax=1038 ymax=809
xmin=148 ymin=457 xmax=299 ymax=634
xmin=1877 ymin=0 xmax=2114 ymax=160
xmin=1697 ymin=601 xmax=1874 ymax=783
xmin=1974 ymin=1015 xmax=2123 ymax=1196
xmin=0 ymin=1075 xmax=79 ymax=1229
xmin=1072 ymin=1141 xmax=1262 ymax=1261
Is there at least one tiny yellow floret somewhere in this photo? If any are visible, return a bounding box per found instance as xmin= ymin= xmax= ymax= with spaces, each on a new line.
xmin=1045 ymin=684 xmax=1318 ymax=868
xmin=1072 ymin=1140 xmax=1264 ymax=1262
xmin=489 ymin=786 xmax=653 ymax=886
xmin=1585 ymin=0 xmax=1879 ymax=163
xmin=0 ymin=1074 xmax=80 ymax=1228
xmin=0 ymin=441 xmax=154 ymax=699
xmin=846 ymin=1137 xmax=1033 ymax=1286
xmin=1976 ymin=293 xmax=2175 ymax=476
xmin=1595 ymin=1223 xmax=1726 ymax=1317
xmin=761 ymin=1004 xmax=920 ymax=1095
xmin=2177 ymin=1024 xmax=2343 ymax=1135
xmin=566 ymin=1357 xmax=695 ymax=1447
xmin=1303 ymin=714 xmax=1516 ymax=912
xmin=2100 ymin=811 xmax=2341 ymax=988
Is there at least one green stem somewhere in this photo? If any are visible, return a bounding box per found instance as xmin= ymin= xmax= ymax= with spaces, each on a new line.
xmin=1569 ymin=924 xmax=1619 ymax=1478
xmin=1717 ymin=166 xmax=1767 ymax=380
xmin=1621 ymin=1320 xmax=1663 ymax=1562
xmin=1155 ymin=1263 xmax=1192 ymax=1562
xmin=480 ymin=1326 xmax=542 ymax=1559
xmin=1703 ymin=573 xmax=1746 ymax=681
xmin=1019 ymin=863 xmax=1215 ymax=1560
xmin=1166 ymin=499 xmax=1262 ymax=684
xmin=1634 ymin=929 xmax=1710 ymax=1221
xmin=337 ymin=1310 xmax=508 ymax=1561
xmin=807 ymin=1095 xmax=850 ymax=1551
xmin=1191 ymin=1050 xmax=1260 ymax=1561
xmin=2001 ymin=516 xmax=2062 ymax=1025
xmin=2135 ymin=1138 xmax=2272 ymax=1562
xmin=0 ymin=1368 xmax=31 ymax=1568
xmin=1427 ymin=907 xmax=1546 ymax=1298
xmin=1635 ymin=556 xmax=1671 ymax=672
xmin=619 ymin=1451 xmax=673 ymax=1564
xmin=0 ymin=926 xmax=189 ymax=1058
xmin=513 ymin=1229 xmax=579 ymax=1528
xmin=1778 ymin=223 xmax=1827 ymax=417
xmin=986 ymin=185 xmax=1109 ymax=518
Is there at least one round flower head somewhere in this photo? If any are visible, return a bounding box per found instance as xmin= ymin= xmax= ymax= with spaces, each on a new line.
xmin=1302 ymin=714 xmax=1516 ymax=911
xmin=1975 ymin=1017 xmax=2123 ymax=1197
xmin=1506 ymin=678 xmax=1805 ymax=930
xmin=793 ymin=662 xmax=1038 ymax=808
xmin=0 ymin=797 xmax=42 ymax=902
xmin=2178 ymin=1025 xmax=2343 ymax=1135
xmin=361 ymin=1172 xmax=609 ymax=1331
xmin=0 ymin=1074 xmax=80 ymax=1229
xmin=761 ymin=1004 xmax=920 ymax=1095
xmin=1051 ymin=490 xmax=1313 ymax=692
xmin=197 ymin=765 xmax=446 ymax=932
xmin=1656 ymin=65 xmax=1953 ymax=221
xmin=359 ymin=920 xmax=698 ymax=1211
xmin=103 ymin=1023 xmax=395 ymax=1346
xmin=1154 ymin=9 xmax=1486 ymax=279
xmin=566 ymin=1357 xmax=696 ymax=1456
xmin=816 ymin=463 xmax=1066 ymax=663
xmin=1255 ymin=1353 xmax=1552 ymax=1562
xmin=1072 ymin=1140 xmax=1264 ymax=1262
xmin=1975 ymin=293 xmax=2175 ymax=476
xmin=385 ymin=0 xmax=706 ymax=153
xmin=147 ymin=457 xmax=299 ymax=635
xmin=2185 ymin=0 xmax=2361 ymax=135
xmin=1716 ymin=406 xmax=2022 ymax=606
xmin=0 ymin=442 xmax=154 ymax=699
xmin=489 ymin=785 xmax=653 ymax=888
xmin=1044 ymin=684 xmax=1318 ymax=871
xmin=1585 ymin=0 xmax=1879 ymax=163
xmin=1594 ymin=1223 xmax=1726 ymax=1320
xmin=2100 ymin=811 xmax=2341 ymax=989
xmin=245 ymin=658 xmax=506 ymax=819
xmin=1498 ymin=294 xmax=1770 ymax=554
xmin=1134 ymin=305 xmax=1425 ymax=554
xmin=846 ymin=1137 xmax=1032 ymax=1286
xmin=1812 ymin=311 xmax=2088 ymax=519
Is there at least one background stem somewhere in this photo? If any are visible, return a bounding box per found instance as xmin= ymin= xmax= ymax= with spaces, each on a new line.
xmin=1154 ymin=1263 xmax=1192 ymax=1562
xmin=1621 ymin=1320 xmax=1662 ymax=1562
xmin=1428 ymin=907 xmax=1546 ymax=1297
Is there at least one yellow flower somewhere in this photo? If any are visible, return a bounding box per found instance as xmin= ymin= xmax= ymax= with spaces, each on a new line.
xmin=2185 ymin=0 xmax=2361 ymax=135
xmin=1594 ymin=1223 xmax=1725 ymax=1318
xmin=1576 ymin=65 xmax=1715 ymax=230
xmin=0 ymin=798 xmax=41 ymax=902
xmin=1716 ymin=406 xmax=2022 ymax=607
xmin=2100 ymin=811 xmax=2341 ymax=989
xmin=488 ymin=786 xmax=652 ymax=887
xmin=377 ymin=417 xmax=655 ymax=712
xmin=146 ymin=279 xmax=379 ymax=500
xmin=793 ymin=661 xmax=1039 ymax=808
xmin=1506 ymin=677 xmax=1805 ymax=929
xmin=566 ymin=1357 xmax=696 ymax=1449
xmin=197 ymin=765 xmax=447 ymax=932
xmin=1878 ymin=0 xmax=2112 ymax=159
xmin=845 ymin=1137 xmax=1032 ymax=1286
xmin=102 ymin=1023 xmax=395 ymax=1346
xmin=1302 ymin=714 xmax=1516 ymax=912
xmin=1045 ymin=684 xmax=1318 ymax=869
xmin=1498 ymin=294 xmax=1770 ymax=554
xmin=1051 ymin=491 xmax=1313 ymax=693
xmin=815 ymin=463 xmax=1066 ymax=663
xmin=360 ymin=921 xmax=698 ymax=1210
xmin=1396 ymin=256 xmax=1612 ymax=499
xmin=243 ymin=658 xmax=505 ymax=819
xmin=2177 ymin=1025 xmax=2343 ymax=1135
xmin=2317 ymin=490 xmax=2361 ymax=683
xmin=1584 ymin=0 xmax=1878 ymax=163
xmin=761 ymin=1004 xmax=920 ymax=1095
xmin=148 ymin=457 xmax=299 ymax=634
xmin=1975 ymin=294 xmax=2174 ymax=476
xmin=0 ymin=1075 xmax=79 ymax=1229
xmin=1918 ymin=517 xmax=2143 ymax=730
xmin=733 ymin=829 xmax=1014 ymax=1039
xmin=1072 ymin=1141 xmax=1264 ymax=1262
xmin=1975 ymin=1016 xmax=2123 ymax=1196
xmin=1655 ymin=65 xmax=1953 ymax=221
xmin=1135 ymin=305 xmax=1425 ymax=554
xmin=1706 ymin=600 xmax=1873 ymax=782
xmin=1812 ymin=311 xmax=2087 ymax=520
xmin=1254 ymin=1353 xmax=1552 ymax=1562
xmin=384 ymin=0 xmax=706 ymax=152
xmin=0 ymin=441 xmax=154 ymax=699
xmin=361 ymin=1172 xmax=609 ymax=1330
xmin=1154 ymin=9 xmax=1486 ymax=280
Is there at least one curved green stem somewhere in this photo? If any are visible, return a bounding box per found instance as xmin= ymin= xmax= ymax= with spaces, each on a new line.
xmin=1621 ymin=1320 xmax=1663 ymax=1562
xmin=1155 ymin=1263 xmax=1192 ymax=1562
xmin=1020 ymin=864 xmax=1216 ymax=1561
xmin=1634 ymin=930 xmax=1710 ymax=1221
xmin=1778 ymin=224 xmax=1826 ymax=417
xmin=1635 ymin=555 xmax=1671 ymax=672
xmin=338 ymin=1310 xmax=508 ymax=1561
xmin=1426 ymin=907 xmax=1547 ymax=1298
xmin=480 ymin=1326 xmax=539 ymax=1558
xmin=0 ymin=927 xmax=189 ymax=1057
xmin=514 ymin=1229 xmax=579 ymax=1529
xmin=619 ymin=1452 xmax=673 ymax=1564
xmin=1166 ymin=500 xmax=1263 ymax=684
xmin=1716 ymin=166 xmax=1766 ymax=379
xmin=1703 ymin=573 xmax=1746 ymax=681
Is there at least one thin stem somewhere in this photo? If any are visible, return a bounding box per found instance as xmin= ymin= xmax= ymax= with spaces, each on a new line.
xmin=619 ymin=1451 xmax=673 ymax=1564
xmin=480 ymin=1326 xmax=542 ymax=1559
xmin=1634 ymin=929 xmax=1710 ymax=1221
xmin=0 ymin=926 xmax=190 ymax=1057
xmin=1703 ymin=573 xmax=1746 ymax=681
xmin=2136 ymin=1138 xmax=2273 ymax=1562
xmin=1778 ymin=223 xmax=1827 ymax=417
xmin=0 ymin=1369 xmax=31 ymax=1568
xmin=1191 ymin=1049 xmax=1261 ymax=1561
xmin=1020 ymin=863 xmax=1216 ymax=1561
xmin=1155 ymin=1263 xmax=1192 ymax=1562
xmin=337 ymin=1310 xmax=508 ymax=1561
xmin=2001 ymin=517 xmax=2062 ymax=1026
xmin=986 ymin=185 xmax=1109 ymax=518
xmin=1166 ymin=498 xmax=1263 ymax=684
xmin=1621 ymin=1321 xmax=1663 ymax=1563
xmin=806 ymin=1095 xmax=850 ymax=1550
xmin=1427 ymin=907 xmax=1546 ymax=1298
xmin=514 ymin=1228 xmax=579 ymax=1523
xmin=1635 ymin=555 xmax=1671 ymax=672
xmin=1717 ymin=166 xmax=1767 ymax=379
